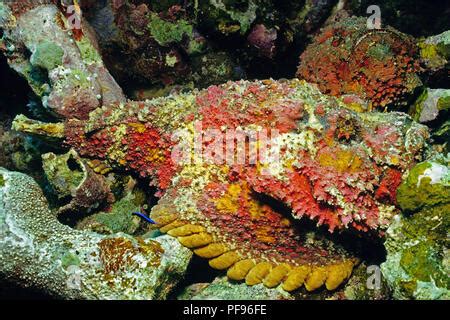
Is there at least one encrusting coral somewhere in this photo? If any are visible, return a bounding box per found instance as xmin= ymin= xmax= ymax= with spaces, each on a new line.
xmin=2 ymin=1 xmax=432 ymax=294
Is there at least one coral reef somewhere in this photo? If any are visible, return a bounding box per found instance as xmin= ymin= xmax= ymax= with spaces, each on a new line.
xmin=80 ymin=0 xmax=247 ymax=91
xmin=0 ymin=0 xmax=447 ymax=300
xmin=0 ymin=168 xmax=192 ymax=299
xmin=80 ymin=0 xmax=345 ymax=87
xmin=83 ymin=0 xmax=194 ymax=87
xmin=296 ymin=17 xmax=422 ymax=109
xmin=381 ymin=158 xmax=449 ymax=299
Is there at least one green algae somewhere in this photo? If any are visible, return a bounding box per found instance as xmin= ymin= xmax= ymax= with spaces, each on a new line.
xmin=399 ymin=204 xmax=449 ymax=293
xmin=409 ymin=89 xmax=428 ymax=121
xmin=437 ymin=95 xmax=450 ymax=111
xmin=382 ymin=158 xmax=449 ymax=299
xmin=30 ymin=41 xmax=64 ymax=71
xmin=165 ymin=54 xmax=178 ymax=67
xmin=76 ymin=37 xmax=103 ymax=65
xmin=0 ymin=174 xmax=4 ymax=187
xmin=91 ymin=190 xmax=145 ymax=234
xmin=61 ymin=251 xmax=81 ymax=270
xmin=400 ymin=240 xmax=447 ymax=287
xmin=148 ymin=13 xmax=193 ymax=46
xmin=382 ymin=203 xmax=450 ymax=299
xmin=397 ymin=161 xmax=449 ymax=212
xmin=187 ymin=38 xmax=207 ymax=56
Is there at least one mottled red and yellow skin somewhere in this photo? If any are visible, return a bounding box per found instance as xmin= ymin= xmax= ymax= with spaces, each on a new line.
xmin=60 ymin=79 xmax=429 ymax=291
xmin=297 ymin=17 xmax=422 ymax=109
xmin=64 ymin=79 xmax=428 ymax=232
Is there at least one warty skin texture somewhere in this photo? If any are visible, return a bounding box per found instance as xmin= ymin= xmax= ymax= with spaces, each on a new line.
xmin=2 ymin=1 xmax=431 ymax=293
xmin=13 ymin=78 xmax=430 ymax=292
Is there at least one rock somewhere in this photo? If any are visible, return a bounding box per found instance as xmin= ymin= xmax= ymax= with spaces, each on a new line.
xmin=409 ymin=88 xmax=450 ymax=123
xmin=0 ymin=168 xmax=192 ymax=299
xmin=396 ymin=158 xmax=449 ymax=212
xmin=42 ymin=149 xmax=114 ymax=215
xmin=381 ymin=158 xmax=450 ymax=300
xmin=408 ymin=88 xmax=449 ymax=150
xmin=419 ymin=30 xmax=450 ymax=72
xmin=381 ymin=206 xmax=449 ymax=300
xmin=0 ymin=2 xmax=125 ymax=120
xmin=178 ymin=276 xmax=293 ymax=300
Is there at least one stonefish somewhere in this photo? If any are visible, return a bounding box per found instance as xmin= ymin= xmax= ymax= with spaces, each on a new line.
xmin=14 ymin=79 xmax=429 ymax=292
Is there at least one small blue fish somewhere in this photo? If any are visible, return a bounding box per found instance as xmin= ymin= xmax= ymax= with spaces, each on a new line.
xmin=132 ymin=212 xmax=157 ymax=224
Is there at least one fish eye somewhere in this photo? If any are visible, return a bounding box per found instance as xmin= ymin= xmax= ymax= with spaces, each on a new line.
xmin=335 ymin=114 xmax=360 ymax=143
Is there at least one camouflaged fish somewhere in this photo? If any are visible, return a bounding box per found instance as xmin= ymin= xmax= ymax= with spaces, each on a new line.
xmin=13 ymin=79 xmax=430 ymax=292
